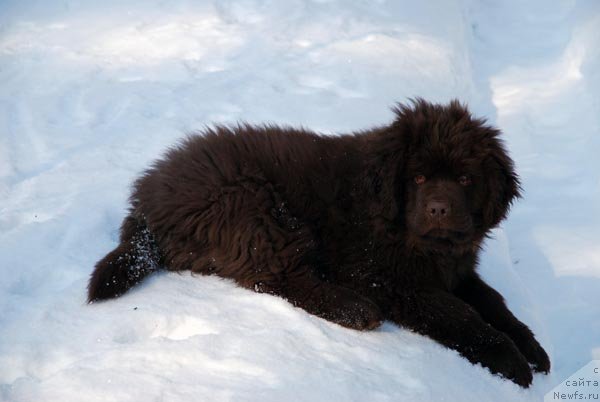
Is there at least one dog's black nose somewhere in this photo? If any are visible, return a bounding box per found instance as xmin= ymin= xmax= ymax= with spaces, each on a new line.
xmin=427 ymin=200 xmax=450 ymax=218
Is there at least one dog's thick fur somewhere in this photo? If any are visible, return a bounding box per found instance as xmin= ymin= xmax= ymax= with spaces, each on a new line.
xmin=89 ymin=99 xmax=549 ymax=386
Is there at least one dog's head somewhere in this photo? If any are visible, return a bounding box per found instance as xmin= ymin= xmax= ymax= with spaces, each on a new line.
xmin=365 ymin=99 xmax=520 ymax=253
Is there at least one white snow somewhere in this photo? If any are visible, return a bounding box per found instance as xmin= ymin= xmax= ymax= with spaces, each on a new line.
xmin=1 ymin=1 xmax=599 ymax=401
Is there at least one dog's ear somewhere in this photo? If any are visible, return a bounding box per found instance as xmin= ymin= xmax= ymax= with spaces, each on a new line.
xmin=360 ymin=100 xmax=429 ymax=226
xmin=482 ymin=141 xmax=521 ymax=228
xmin=359 ymin=126 xmax=407 ymax=227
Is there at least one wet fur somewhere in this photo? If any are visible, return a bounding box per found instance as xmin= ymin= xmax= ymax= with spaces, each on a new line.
xmin=89 ymin=99 xmax=549 ymax=386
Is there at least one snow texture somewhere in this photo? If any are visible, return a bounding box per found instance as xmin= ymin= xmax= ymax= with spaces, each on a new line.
xmin=1 ymin=1 xmax=599 ymax=401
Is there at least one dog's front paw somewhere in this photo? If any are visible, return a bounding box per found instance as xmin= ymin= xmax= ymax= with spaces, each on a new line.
xmin=510 ymin=325 xmax=551 ymax=373
xmin=476 ymin=335 xmax=533 ymax=387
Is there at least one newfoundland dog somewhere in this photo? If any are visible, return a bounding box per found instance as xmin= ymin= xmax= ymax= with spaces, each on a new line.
xmin=88 ymin=99 xmax=549 ymax=386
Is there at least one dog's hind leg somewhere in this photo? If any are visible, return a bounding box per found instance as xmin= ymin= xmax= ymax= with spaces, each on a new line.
xmin=87 ymin=214 xmax=161 ymax=303
xmin=192 ymin=179 xmax=382 ymax=330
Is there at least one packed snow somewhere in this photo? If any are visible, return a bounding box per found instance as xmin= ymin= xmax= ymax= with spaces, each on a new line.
xmin=1 ymin=1 xmax=599 ymax=401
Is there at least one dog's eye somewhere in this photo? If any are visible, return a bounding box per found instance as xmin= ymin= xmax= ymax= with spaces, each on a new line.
xmin=414 ymin=175 xmax=426 ymax=185
xmin=458 ymin=175 xmax=472 ymax=186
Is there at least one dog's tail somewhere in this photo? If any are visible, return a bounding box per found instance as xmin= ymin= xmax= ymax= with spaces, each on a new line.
xmin=88 ymin=214 xmax=162 ymax=303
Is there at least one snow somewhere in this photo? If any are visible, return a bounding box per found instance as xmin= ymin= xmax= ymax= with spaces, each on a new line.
xmin=1 ymin=0 xmax=599 ymax=401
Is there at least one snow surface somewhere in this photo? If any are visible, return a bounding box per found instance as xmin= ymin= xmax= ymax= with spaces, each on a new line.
xmin=1 ymin=1 xmax=599 ymax=401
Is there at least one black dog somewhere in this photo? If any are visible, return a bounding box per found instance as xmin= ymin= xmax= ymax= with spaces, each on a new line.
xmin=89 ymin=99 xmax=549 ymax=386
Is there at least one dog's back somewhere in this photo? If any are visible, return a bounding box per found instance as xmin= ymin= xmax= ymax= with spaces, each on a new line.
xmin=88 ymin=125 xmax=360 ymax=304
